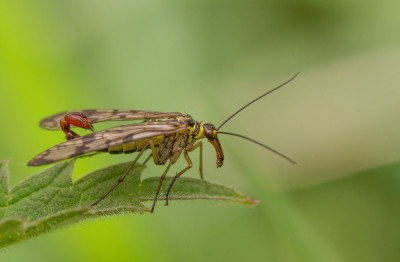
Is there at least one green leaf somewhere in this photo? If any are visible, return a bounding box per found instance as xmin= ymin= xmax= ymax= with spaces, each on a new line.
xmin=0 ymin=159 xmax=257 ymax=249
xmin=0 ymin=218 xmax=24 ymax=247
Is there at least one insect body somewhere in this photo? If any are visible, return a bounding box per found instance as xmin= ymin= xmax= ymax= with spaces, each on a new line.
xmin=28 ymin=74 xmax=299 ymax=212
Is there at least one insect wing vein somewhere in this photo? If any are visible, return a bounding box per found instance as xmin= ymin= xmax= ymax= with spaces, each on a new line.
xmin=28 ymin=121 xmax=187 ymax=166
xmin=40 ymin=110 xmax=183 ymax=130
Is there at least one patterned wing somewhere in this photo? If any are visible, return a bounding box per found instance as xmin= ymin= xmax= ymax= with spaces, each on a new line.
xmin=39 ymin=110 xmax=183 ymax=130
xmin=28 ymin=120 xmax=187 ymax=166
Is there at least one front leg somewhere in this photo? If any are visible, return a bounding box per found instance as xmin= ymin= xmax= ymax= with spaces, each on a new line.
xmin=164 ymin=141 xmax=203 ymax=205
xmin=187 ymin=141 xmax=203 ymax=180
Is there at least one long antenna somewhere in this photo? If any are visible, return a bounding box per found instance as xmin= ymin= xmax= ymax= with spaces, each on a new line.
xmin=217 ymin=73 xmax=299 ymax=130
xmin=218 ymin=131 xmax=296 ymax=164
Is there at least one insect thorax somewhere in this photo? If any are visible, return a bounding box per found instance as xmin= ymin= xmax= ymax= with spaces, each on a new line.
xmin=158 ymin=132 xmax=189 ymax=163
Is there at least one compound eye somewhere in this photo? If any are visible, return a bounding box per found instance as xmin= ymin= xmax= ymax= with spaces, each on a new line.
xmin=203 ymin=123 xmax=216 ymax=139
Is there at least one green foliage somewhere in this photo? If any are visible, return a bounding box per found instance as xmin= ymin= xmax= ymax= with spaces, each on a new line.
xmin=0 ymin=160 xmax=257 ymax=249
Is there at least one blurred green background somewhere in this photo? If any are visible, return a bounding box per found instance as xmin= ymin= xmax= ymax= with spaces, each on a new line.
xmin=1 ymin=0 xmax=400 ymax=261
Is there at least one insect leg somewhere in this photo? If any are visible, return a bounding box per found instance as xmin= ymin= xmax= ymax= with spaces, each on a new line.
xmin=150 ymin=149 xmax=182 ymax=213
xmin=148 ymin=140 xmax=160 ymax=165
xmin=188 ymin=141 xmax=203 ymax=180
xmin=165 ymin=151 xmax=193 ymax=205
xmin=90 ymin=143 xmax=149 ymax=208
xmin=151 ymin=162 xmax=172 ymax=213
xmin=142 ymin=154 xmax=152 ymax=166
xmin=142 ymin=140 xmax=160 ymax=166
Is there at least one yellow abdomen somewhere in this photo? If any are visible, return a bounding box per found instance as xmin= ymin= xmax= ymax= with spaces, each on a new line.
xmin=108 ymin=135 xmax=165 ymax=154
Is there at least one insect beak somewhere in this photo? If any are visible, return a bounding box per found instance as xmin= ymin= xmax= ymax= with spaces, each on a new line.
xmin=208 ymin=136 xmax=224 ymax=168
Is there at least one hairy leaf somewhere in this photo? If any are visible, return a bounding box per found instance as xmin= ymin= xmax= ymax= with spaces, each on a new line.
xmin=0 ymin=159 xmax=257 ymax=248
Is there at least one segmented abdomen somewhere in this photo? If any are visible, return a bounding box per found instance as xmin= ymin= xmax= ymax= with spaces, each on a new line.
xmin=107 ymin=135 xmax=165 ymax=154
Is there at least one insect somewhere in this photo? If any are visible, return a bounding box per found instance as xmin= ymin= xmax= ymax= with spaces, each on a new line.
xmin=28 ymin=73 xmax=298 ymax=213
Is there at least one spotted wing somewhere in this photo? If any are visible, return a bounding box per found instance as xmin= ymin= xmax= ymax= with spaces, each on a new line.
xmin=39 ymin=110 xmax=183 ymax=130
xmin=28 ymin=120 xmax=187 ymax=166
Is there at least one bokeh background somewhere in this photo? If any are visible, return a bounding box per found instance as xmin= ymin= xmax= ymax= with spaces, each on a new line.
xmin=1 ymin=0 xmax=400 ymax=261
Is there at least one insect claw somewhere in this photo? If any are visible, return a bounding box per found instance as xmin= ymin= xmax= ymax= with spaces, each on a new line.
xmin=60 ymin=112 xmax=95 ymax=140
